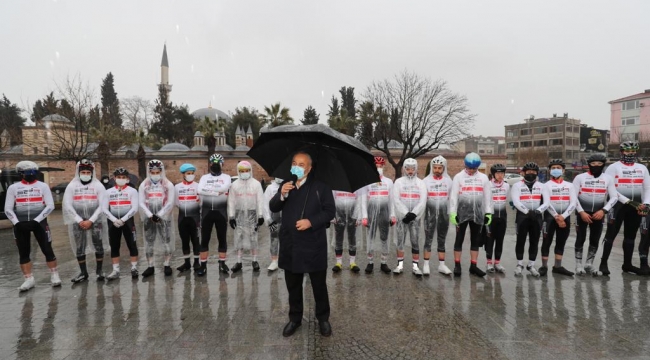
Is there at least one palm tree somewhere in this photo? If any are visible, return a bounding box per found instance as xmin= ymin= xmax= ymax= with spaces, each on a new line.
xmin=195 ymin=116 xmax=228 ymax=154
xmin=261 ymin=102 xmax=293 ymax=129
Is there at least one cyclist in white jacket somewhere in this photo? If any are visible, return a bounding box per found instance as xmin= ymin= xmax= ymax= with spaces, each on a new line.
xmin=422 ymin=156 xmax=453 ymax=276
xmin=540 ymin=159 xmax=576 ymax=277
xmin=600 ymin=141 xmax=650 ymax=275
xmin=573 ymin=154 xmax=617 ymax=276
xmin=511 ymin=162 xmax=550 ymax=277
xmin=449 ymin=153 xmax=492 ymax=277
xmin=484 ymin=163 xmax=509 ymax=273
xmin=392 ymin=158 xmax=427 ymax=276
xmin=263 ymin=178 xmax=283 ymax=271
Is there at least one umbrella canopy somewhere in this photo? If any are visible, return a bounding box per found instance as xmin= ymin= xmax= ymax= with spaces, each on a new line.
xmin=247 ymin=124 xmax=380 ymax=192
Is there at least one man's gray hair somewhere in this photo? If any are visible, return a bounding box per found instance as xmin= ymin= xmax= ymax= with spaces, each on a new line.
xmin=293 ymin=151 xmax=313 ymax=166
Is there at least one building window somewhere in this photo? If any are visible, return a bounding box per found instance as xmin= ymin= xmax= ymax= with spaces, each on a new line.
xmin=622 ymin=100 xmax=640 ymax=110
xmin=44 ymin=147 xmax=49 ymax=155
xmin=622 ymin=116 xmax=640 ymax=126
xmin=33 ymin=147 xmax=38 ymax=154
xmin=520 ymin=129 xmax=530 ymax=136
xmin=507 ymin=142 xmax=518 ymax=149
xmin=506 ymin=130 xmax=515 ymax=138
xmin=550 ymin=138 xmax=563 ymax=146
xmin=621 ymin=132 xmax=639 ymax=142
xmin=534 ymin=140 xmax=547 ymax=147
xmin=534 ymin=127 xmax=548 ymax=134
xmin=520 ymin=141 xmax=532 ymax=148
xmin=549 ymin=125 xmax=561 ymax=133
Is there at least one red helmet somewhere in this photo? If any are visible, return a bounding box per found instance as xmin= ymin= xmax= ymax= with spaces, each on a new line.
xmin=374 ymin=156 xmax=386 ymax=165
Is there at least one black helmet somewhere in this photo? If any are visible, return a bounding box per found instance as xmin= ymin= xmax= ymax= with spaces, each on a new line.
xmin=490 ymin=163 xmax=506 ymax=176
xmin=78 ymin=159 xmax=94 ymax=172
xmin=113 ymin=167 xmax=129 ymax=176
xmin=587 ymin=153 xmax=607 ymax=164
xmin=548 ymin=159 xmax=566 ymax=169
xmin=522 ymin=162 xmax=539 ymax=172
xmin=620 ymin=141 xmax=639 ymax=151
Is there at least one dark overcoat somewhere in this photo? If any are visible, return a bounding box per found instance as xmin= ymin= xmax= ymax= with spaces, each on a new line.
xmin=269 ymin=174 xmax=335 ymax=273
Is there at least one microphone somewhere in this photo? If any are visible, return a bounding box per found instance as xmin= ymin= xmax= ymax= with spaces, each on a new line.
xmin=290 ymin=174 xmax=298 ymax=186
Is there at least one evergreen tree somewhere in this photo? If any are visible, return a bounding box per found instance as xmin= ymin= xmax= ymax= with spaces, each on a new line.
xmin=150 ymin=84 xmax=176 ymax=145
xmin=339 ymin=86 xmax=357 ymax=119
xmin=100 ymin=72 xmax=122 ymax=128
xmin=0 ymin=94 xmax=26 ymax=146
xmin=300 ymin=105 xmax=320 ymax=125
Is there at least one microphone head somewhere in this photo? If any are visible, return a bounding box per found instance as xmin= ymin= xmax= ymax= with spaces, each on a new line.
xmin=290 ymin=174 xmax=298 ymax=183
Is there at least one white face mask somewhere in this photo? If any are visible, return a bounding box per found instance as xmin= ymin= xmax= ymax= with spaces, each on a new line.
xmin=184 ymin=174 xmax=195 ymax=182
xmin=377 ymin=168 xmax=383 ymax=176
xmin=150 ymin=175 xmax=162 ymax=182
xmin=79 ymin=175 xmax=92 ymax=182
xmin=240 ymin=172 xmax=251 ymax=180
xmin=115 ymin=179 xmax=128 ymax=186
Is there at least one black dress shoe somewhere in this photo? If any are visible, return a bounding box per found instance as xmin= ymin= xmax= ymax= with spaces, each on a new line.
xmin=319 ymin=321 xmax=332 ymax=337
xmin=282 ymin=321 xmax=301 ymax=337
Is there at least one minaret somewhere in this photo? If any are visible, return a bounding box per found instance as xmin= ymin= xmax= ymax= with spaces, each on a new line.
xmin=159 ymin=43 xmax=172 ymax=94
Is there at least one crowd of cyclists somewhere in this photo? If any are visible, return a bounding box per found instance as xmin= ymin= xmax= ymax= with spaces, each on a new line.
xmin=4 ymin=140 xmax=648 ymax=291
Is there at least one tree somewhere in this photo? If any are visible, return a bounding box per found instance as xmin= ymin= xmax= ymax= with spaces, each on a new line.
xmin=327 ymin=96 xmax=339 ymax=117
xmin=340 ymin=86 xmax=357 ymax=119
xmin=150 ymin=84 xmax=175 ymax=145
xmin=228 ymin=107 xmax=262 ymax=146
xmin=260 ymin=102 xmax=293 ymax=129
xmin=121 ymin=96 xmax=154 ymax=134
xmin=195 ymin=117 xmax=219 ymax=155
xmin=173 ymin=105 xmax=197 ymax=146
xmin=358 ymin=101 xmax=376 ymax=148
xmin=100 ymin=72 xmax=122 ymax=128
xmin=515 ymin=147 xmax=550 ymax=168
xmin=300 ymin=105 xmax=320 ymax=125
xmin=31 ymin=92 xmax=59 ymax=122
xmin=360 ymin=70 xmax=475 ymax=177
xmin=0 ymin=94 xmax=26 ymax=146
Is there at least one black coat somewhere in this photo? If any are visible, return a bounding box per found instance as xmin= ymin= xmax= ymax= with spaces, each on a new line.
xmin=269 ymin=175 xmax=335 ymax=273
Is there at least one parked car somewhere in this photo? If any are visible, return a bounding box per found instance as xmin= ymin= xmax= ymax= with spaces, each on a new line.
xmin=50 ymin=182 xmax=69 ymax=194
xmin=504 ymin=173 xmax=523 ymax=185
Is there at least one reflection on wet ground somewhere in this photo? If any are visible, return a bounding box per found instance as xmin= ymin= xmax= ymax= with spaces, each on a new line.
xmin=0 ymin=210 xmax=647 ymax=359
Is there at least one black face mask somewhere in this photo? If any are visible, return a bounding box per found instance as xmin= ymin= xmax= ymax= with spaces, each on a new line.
xmin=210 ymin=163 xmax=222 ymax=175
xmin=23 ymin=174 xmax=36 ymax=183
xmin=524 ymin=173 xmax=537 ymax=183
xmin=589 ymin=165 xmax=604 ymax=178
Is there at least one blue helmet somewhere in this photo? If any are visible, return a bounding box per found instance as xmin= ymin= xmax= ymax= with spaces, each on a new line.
xmin=464 ymin=152 xmax=481 ymax=169
xmin=179 ymin=163 xmax=196 ymax=173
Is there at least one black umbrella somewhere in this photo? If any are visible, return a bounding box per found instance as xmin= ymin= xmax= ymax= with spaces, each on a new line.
xmin=247 ymin=124 xmax=379 ymax=192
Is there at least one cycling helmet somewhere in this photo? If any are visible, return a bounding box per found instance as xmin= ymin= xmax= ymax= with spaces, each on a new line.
xmin=16 ymin=161 xmax=38 ymax=173
xmin=430 ymin=155 xmax=446 ymax=167
xmin=490 ymin=163 xmax=506 ymax=176
xmin=179 ymin=163 xmax=196 ymax=173
xmin=464 ymin=152 xmax=481 ymax=169
xmin=114 ymin=167 xmax=129 ymax=176
xmin=374 ymin=156 xmax=386 ymax=166
xmin=148 ymin=159 xmax=163 ymax=171
xmin=522 ymin=162 xmax=539 ymax=172
xmin=548 ymin=159 xmax=566 ymax=169
xmin=587 ymin=154 xmax=607 ymax=164
xmin=620 ymin=141 xmax=639 ymax=151
xmin=209 ymin=153 xmax=224 ymax=164
xmin=78 ymin=159 xmax=94 ymax=172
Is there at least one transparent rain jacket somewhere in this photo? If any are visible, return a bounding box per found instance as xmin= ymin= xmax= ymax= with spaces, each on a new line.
xmin=449 ymin=170 xmax=493 ymax=225
xmin=62 ymin=161 xmax=109 ymax=255
xmin=227 ymin=168 xmax=265 ymax=250
xmin=139 ymin=166 xmax=176 ymax=255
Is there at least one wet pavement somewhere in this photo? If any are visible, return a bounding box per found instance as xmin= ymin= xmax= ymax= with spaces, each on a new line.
xmin=0 ymin=210 xmax=649 ymax=359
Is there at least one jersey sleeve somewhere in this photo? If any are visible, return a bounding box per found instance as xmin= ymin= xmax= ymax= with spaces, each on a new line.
xmin=138 ymin=184 xmax=153 ymax=218
xmin=156 ymin=181 xmax=176 ymax=217
xmin=392 ymin=180 xmax=408 ymax=219
xmin=88 ymin=185 xmax=106 ymax=223
xmin=574 ymin=174 xmax=585 ymax=213
xmin=123 ymin=189 xmax=139 ymax=221
xmin=411 ymin=180 xmax=428 ymax=218
xmin=483 ymin=177 xmax=493 ymax=214
xmin=510 ymin=183 xmax=528 ymax=214
xmin=562 ymin=183 xmax=577 ymax=219
xmin=605 ymin=175 xmax=618 ymax=212
xmin=3 ymin=185 xmax=18 ymax=225
xmin=537 ymin=185 xmax=551 ymax=213
xmin=449 ymin=175 xmax=460 ymax=214
xmin=34 ymin=185 xmax=54 ymax=223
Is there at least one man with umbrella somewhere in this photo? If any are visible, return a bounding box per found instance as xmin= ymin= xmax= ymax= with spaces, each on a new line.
xmin=269 ymin=151 xmax=336 ymax=338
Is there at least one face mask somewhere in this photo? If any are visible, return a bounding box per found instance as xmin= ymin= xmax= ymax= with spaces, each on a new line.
xmin=589 ymin=165 xmax=604 ymax=177
xmin=240 ymin=172 xmax=251 ymax=180
xmin=102 ymin=179 xmax=109 ymax=184
xmin=524 ymin=174 xmax=537 ymax=183
xmin=80 ymin=175 xmax=92 ymax=183
xmin=377 ymin=168 xmax=383 ymax=176
xmin=23 ymin=174 xmax=36 ymax=183
xmin=115 ymin=179 xmax=128 ymax=186
xmin=622 ymin=153 xmax=636 ymax=164
xmin=290 ymin=166 xmax=305 ymax=179
xmin=210 ymin=163 xmax=222 ymax=175
xmin=150 ymin=175 xmax=161 ymax=183
xmin=550 ymin=169 xmax=563 ymax=178
xmin=184 ymin=174 xmax=195 ymax=182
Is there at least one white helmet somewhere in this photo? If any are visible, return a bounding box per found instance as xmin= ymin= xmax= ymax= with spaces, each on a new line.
xmin=429 ymin=156 xmax=448 ymax=177
xmin=403 ymin=158 xmax=418 ymax=178
xmin=16 ymin=161 xmax=38 ymax=173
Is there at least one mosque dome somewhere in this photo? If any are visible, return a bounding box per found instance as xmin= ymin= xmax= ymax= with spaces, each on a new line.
xmin=192 ymin=106 xmax=230 ymax=122
xmin=159 ymin=142 xmax=190 ymax=151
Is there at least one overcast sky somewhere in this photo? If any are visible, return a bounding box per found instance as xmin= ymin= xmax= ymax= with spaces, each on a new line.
xmin=2 ymin=0 xmax=649 ymax=137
